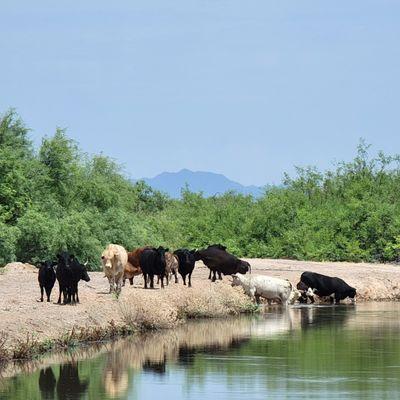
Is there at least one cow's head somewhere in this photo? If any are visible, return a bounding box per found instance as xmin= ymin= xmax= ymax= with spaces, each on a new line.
xmin=236 ymin=260 xmax=250 ymax=275
xmin=57 ymin=251 xmax=71 ymax=268
xmin=101 ymin=248 xmax=114 ymax=270
xmin=231 ymin=273 xmax=242 ymax=287
xmin=347 ymin=287 xmax=357 ymax=303
xmin=40 ymin=260 xmax=57 ymax=272
xmin=80 ymin=260 xmax=91 ymax=282
xmin=156 ymin=246 xmax=168 ymax=265
xmin=288 ymin=288 xmax=302 ymax=304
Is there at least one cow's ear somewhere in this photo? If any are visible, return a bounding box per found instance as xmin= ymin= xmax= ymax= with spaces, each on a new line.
xmin=52 ymin=261 xmax=58 ymax=267
xmin=165 ymin=248 xmax=169 ymax=252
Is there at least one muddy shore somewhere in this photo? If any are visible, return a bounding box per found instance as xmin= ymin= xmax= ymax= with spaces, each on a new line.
xmin=0 ymin=258 xmax=399 ymax=359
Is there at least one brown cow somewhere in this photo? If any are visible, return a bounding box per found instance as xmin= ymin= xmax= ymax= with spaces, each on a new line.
xmin=123 ymin=247 xmax=150 ymax=286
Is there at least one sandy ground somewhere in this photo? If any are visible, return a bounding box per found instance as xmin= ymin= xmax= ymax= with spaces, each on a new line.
xmin=0 ymin=258 xmax=399 ymax=347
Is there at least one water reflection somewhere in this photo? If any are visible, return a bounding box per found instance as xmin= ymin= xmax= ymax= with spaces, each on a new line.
xmin=56 ymin=363 xmax=89 ymax=400
xmin=0 ymin=303 xmax=399 ymax=400
xmin=38 ymin=367 xmax=56 ymax=400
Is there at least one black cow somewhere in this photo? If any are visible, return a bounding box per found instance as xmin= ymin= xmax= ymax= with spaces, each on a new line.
xmin=195 ymin=245 xmax=250 ymax=282
xmin=56 ymin=251 xmax=72 ymax=304
xmin=299 ymin=271 xmax=356 ymax=304
xmin=38 ymin=261 xmax=57 ymax=302
xmin=69 ymin=256 xmax=90 ymax=303
xmin=173 ymin=249 xmax=197 ymax=287
xmin=140 ymin=247 xmax=168 ymax=289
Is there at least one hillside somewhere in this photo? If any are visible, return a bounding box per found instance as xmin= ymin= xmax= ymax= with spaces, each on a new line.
xmin=141 ymin=169 xmax=262 ymax=198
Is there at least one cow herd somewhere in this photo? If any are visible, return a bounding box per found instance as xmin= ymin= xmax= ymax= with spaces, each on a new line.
xmin=37 ymin=243 xmax=357 ymax=306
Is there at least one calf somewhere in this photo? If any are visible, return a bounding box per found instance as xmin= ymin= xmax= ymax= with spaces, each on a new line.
xmin=124 ymin=247 xmax=149 ymax=286
xmin=300 ymin=271 xmax=356 ymax=304
xmin=101 ymin=244 xmax=128 ymax=296
xmin=157 ymin=252 xmax=179 ymax=285
xmin=174 ymin=249 xmax=197 ymax=287
xmin=38 ymin=261 xmax=57 ymax=302
xmin=69 ymin=256 xmax=90 ymax=303
xmin=140 ymin=247 xmax=168 ymax=289
xmin=232 ymin=273 xmax=300 ymax=305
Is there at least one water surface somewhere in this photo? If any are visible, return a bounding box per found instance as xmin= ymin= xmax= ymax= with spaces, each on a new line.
xmin=1 ymin=303 xmax=400 ymax=399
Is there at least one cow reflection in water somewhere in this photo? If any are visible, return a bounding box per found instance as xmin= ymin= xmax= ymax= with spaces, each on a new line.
xmin=39 ymin=367 xmax=56 ymax=400
xmin=299 ymin=306 xmax=352 ymax=330
xmin=56 ymin=362 xmax=89 ymax=400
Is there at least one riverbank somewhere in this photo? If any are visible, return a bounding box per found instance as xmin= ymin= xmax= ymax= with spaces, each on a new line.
xmin=0 ymin=258 xmax=399 ymax=361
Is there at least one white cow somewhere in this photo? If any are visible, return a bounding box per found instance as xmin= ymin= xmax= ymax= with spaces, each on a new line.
xmin=101 ymin=244 xmax=128 ymax=296
xmin=232 ymin=273 xmax=300 ymax=305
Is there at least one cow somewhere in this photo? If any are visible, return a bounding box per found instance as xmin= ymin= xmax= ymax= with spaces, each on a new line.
xmin=296 ymin=281 xmax=316 ymax=304
xmin=195 ymin=245 xmax=250 ymax=282
xmin=56 ymin=251 xmax=73 ymax=305
xmin=139 ymin=247 xmax=168 ymax=289
xmin=157 ymin=252 xmax=179 ymax=285
xmin=231 ymin=273 xmax=300 ymax=305
xmin=101 ymin=244 xmax=128 ymax=296
xmin=124 ymin=247 xmax=149 ymax=286
xmin=38 ymin=260 xmax=57 ymax=302
xmin=299 ymin=271 xmax=357 ymax=304
xmin=173 ymin=249 xmax=197 ymax=287
xmin=69 ymin=256 xmax=90 ymax=303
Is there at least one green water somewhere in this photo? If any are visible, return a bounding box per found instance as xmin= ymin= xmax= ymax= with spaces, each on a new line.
xmin=1 ymin=303 xmax=400 ymax=399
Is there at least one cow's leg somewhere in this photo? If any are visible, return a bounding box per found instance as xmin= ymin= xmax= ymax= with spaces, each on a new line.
xmin=150 ymin=275 xmax=154 ymax=289
xmin=40 ymin=285 xmax=44 ymax=302
xmin=218 ymin=271 xmax=222 ymax=280
xmin=182 ymin=274 xmax=187 ymax=286
xmin=255 ymin=294 xmax=261 ymax=304
xmin=116 ymin=277 xmax=123 ymax=296
xmin=212 ymin=271 xmax=217 ymax=282
xmin=208 ymin=270 xmax=212 ymax=280
xmin=75 ymin=283 xmax=79 ymax=303
xmin=249 ymin=288 xmax=257 ymax=303
xmin=188 ymin=272 xmax=192 ymax=287
xmin=57 ymin=283 xmax=62 ymax=304
xmin=334 ymin=293 xmax=341 ymax=304
xmin=45 ymin=286 xmax=52 ymax=302
xmin=129 ymin=277 xmax=133 ymax=285
xmin=174 ymin=271 xmax=178 ymax=284
xmin=160 ymin=275 xmax=165 ymax=289
xmin=143 ymin=273 xmax=148 ymax=289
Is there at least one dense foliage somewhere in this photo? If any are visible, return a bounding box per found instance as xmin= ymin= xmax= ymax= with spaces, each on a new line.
xmin=0 ymin=110 xmax=399 ymax=268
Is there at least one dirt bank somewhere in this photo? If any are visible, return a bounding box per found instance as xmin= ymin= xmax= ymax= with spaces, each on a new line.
xmin=0 ymin=258 xmax=399 ymax=359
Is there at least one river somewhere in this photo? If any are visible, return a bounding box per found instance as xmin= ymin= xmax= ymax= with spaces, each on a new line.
xmin=0 ymin=302 xmax=399 ymax=399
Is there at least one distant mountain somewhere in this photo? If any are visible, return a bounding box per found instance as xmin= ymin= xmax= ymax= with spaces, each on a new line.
xmin=139 ymin=169 xmax=263 ymax=198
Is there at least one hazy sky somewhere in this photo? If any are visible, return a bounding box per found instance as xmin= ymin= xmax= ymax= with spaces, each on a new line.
xmin=1 ymin=1 xmax=399 ymax=185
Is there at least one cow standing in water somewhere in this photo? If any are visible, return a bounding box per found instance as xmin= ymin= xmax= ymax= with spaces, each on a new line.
xmin=232 ymin=273 xmax=301 ymax=305
xmin=195 ymin=245 xmax=250 ymax=282
xmin=101 ymin=244 xmax=128 ymax=296
xmin=298 ymin=271 xmax=356 ymax=304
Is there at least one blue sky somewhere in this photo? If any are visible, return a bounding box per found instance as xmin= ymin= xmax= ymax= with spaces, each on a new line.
xmin=1 ymin=1 xmax=399 ymax=185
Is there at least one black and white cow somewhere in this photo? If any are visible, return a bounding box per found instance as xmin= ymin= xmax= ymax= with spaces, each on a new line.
xmin=299 ymin=271 xmax=356 ymax=304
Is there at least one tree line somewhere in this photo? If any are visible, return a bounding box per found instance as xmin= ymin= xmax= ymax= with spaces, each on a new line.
xmin=1 ymin=109 xmax=399 ymax=268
